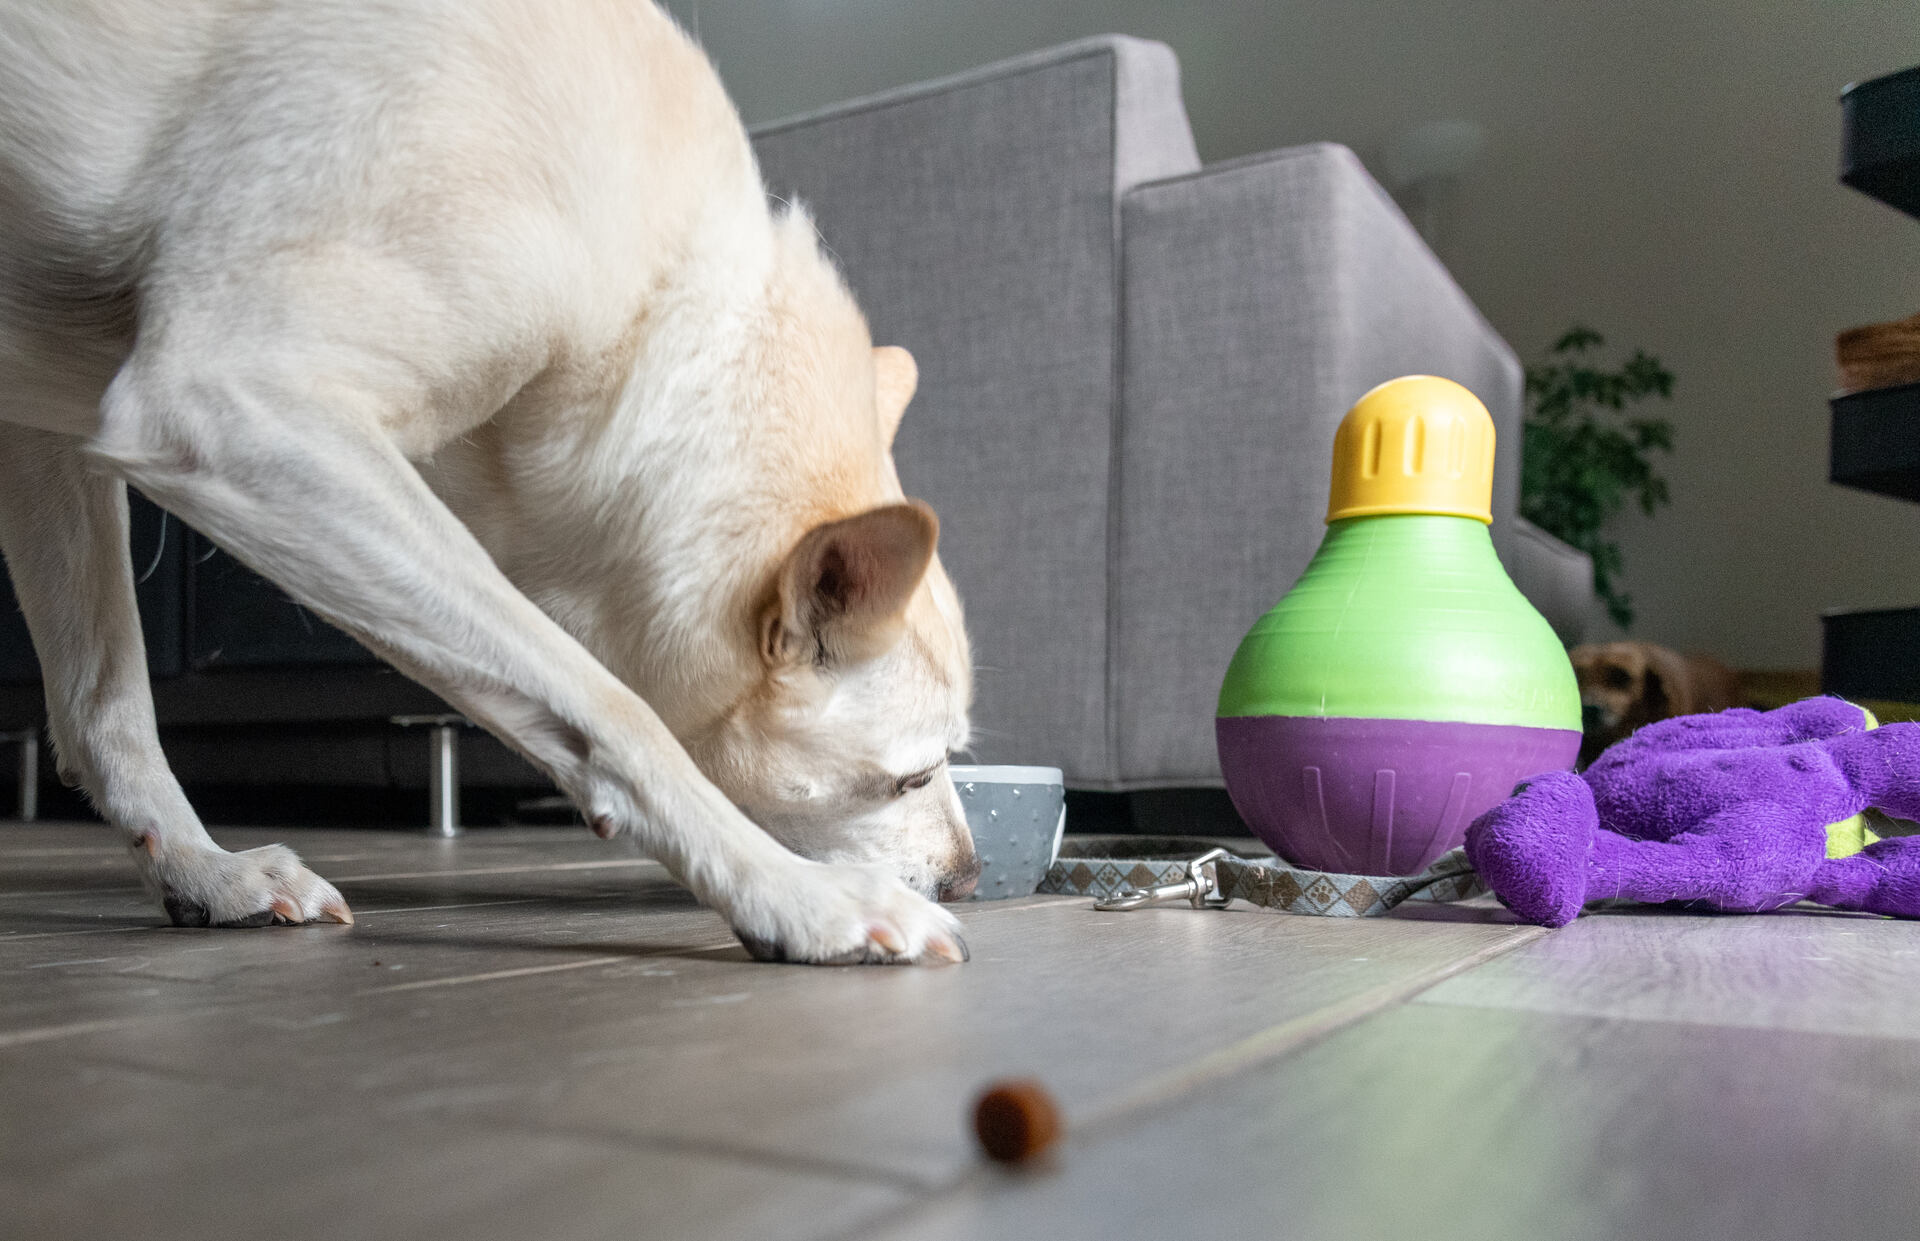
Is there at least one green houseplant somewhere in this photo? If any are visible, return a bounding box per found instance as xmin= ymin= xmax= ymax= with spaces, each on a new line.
xmin=1520 ymin=327 xmax=1675 ymax=629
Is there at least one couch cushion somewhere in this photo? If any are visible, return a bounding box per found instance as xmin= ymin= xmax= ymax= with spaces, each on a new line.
xmin=751 ymin=37 xmax=1198 ymax=782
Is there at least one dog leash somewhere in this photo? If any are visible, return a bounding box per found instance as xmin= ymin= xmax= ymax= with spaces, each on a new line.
xmin=1040 ymin=836 xmax=1486 ymax=917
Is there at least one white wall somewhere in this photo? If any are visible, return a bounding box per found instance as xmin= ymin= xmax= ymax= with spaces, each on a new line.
xmin=669 ymin=0 xmax=1920 ymax=669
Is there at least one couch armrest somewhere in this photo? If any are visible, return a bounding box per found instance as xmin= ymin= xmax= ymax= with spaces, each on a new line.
xmin=1111 ymin=142 xmax=1525 ymax=787
xmin=1509 ymin=519 xmax=1593 ymax=646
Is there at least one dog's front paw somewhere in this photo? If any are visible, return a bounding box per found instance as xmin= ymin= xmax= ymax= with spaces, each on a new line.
xmin=731 ymin=861 xmax=968 ymax=966
xmin=138 ymin=840 xmax=353 ymax=928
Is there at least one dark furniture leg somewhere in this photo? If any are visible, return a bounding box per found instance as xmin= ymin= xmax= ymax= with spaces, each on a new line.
xmin=394 ymin=714 xmax=466 ymax=837
xmin=7 ymin=728 xmax=36 ymax=822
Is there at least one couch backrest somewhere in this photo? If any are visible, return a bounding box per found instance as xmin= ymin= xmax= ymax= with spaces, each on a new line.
xmin=752 ymin=37 xmax=1199 ymax=782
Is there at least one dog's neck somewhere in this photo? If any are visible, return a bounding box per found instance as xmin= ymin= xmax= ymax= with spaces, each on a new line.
xmin=423 ymin=208 xmax=891 ymax=739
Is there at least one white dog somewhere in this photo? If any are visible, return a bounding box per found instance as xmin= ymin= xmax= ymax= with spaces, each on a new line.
xmin=0 ymin=0 xmax=979 ymax=964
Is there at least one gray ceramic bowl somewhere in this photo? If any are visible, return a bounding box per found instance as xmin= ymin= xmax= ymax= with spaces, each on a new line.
xmin=952 ymin=765 xmax=1066 ymax=901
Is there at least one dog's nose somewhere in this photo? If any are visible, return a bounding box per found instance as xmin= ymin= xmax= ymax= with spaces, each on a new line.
xmin=1581 ymin=704 xmax=1607 ymax=734
xmin=936 ymin=851 xmax=982 ymax=902
xmin=937 ymin=871 xmax=978 ymax=902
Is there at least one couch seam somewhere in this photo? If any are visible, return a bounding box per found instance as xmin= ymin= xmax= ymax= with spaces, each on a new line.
xmin=748 ymin=43 xmax=1122 ymax=139
xmin=1124 ymin=141 xmax=1341 ymax=197
xmin=1102 ymin=49 xmax=1123 ymax=791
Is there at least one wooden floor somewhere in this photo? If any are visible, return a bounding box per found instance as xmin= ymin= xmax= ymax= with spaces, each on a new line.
xmin=4 ymin=821 xmax=1918 ymax=1241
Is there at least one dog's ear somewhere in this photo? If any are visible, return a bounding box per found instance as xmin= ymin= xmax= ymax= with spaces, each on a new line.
xmin=1642 ymin=645 xmax=1693 ymax=718
xmin=763 ymin=500 xmax=938 ymax=667
xmin=873 ymin=346 xmax=918 ymax=448
xmin=1640 ymin=660 xmax=1668 ymax=720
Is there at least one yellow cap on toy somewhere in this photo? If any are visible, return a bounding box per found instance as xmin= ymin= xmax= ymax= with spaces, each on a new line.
xmin=1325 ymin=375 xmax=1496 ymax=524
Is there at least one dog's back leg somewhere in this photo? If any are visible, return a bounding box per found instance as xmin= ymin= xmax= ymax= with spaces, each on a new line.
xmin=87 ymin=331 xmax=965 ymax=965
xmin=0 ymin=421 xmax=350 ymax=925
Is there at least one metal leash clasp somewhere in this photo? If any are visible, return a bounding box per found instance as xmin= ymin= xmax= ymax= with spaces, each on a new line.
xmin=1094 ymin=847 xmax=1234 ymax=912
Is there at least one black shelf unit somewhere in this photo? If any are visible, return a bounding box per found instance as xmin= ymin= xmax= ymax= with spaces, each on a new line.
xmin=1824 ymin=607 xmax=1920 ymax=703
xmin=1824 ymin=64 xmax=1920 ymax=701
xmin=1842 ymin=65 xmax=1920 ymax=219
xmin=1830 ymin=381 xmax=1920 ymax=502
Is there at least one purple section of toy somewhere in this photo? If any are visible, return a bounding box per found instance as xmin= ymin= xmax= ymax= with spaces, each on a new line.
xmin=1216 ymin=714 xmax=1580 ymax=875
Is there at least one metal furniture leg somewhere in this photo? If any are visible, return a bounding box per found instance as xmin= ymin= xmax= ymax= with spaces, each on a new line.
xmin=393 ymin=715 xmax=467 ymax=837
xmin=428 ymin=721 xmax=459 ymax=838
xmin=10 ymin=728 xmax=36 ymax=822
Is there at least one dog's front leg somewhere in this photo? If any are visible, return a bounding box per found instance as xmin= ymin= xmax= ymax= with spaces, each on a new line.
xmin=90 ymin=351 xmax=965 ymax=965
xmin=0 ymin=423 xmax=350 ymax=925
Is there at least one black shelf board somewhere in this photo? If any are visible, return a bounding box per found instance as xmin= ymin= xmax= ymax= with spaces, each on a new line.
xmin=1824 ymin=606 xmax=1920 ymax=702
xmin=1831 ymin=381 xmax=1920 ymax=503
xmin=1843 ymin=64 xmax=1920 ymax=218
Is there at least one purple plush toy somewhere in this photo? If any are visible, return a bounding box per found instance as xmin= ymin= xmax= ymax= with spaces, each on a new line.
xmin=1465 ymin=697 xmax=1920 ymax=927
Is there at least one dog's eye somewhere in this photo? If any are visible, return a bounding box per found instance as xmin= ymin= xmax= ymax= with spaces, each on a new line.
xmin=893 ymin=769 xmax=937 ymax=797
xmin=1603 ymin=667 xmax=1633 ymax=690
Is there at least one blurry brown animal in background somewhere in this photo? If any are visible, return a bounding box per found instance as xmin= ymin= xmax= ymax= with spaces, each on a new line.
xmin=1571 ymin=642 xmax=1747 ymax=764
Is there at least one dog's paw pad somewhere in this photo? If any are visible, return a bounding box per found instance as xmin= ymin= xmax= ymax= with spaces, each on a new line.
xmin=162 ymin=895 xmax=212 ymax=928
xmin=739 ymin=934 xmax=788 ymax=963
xmin=213 ymin=908 xmax=279 ymax=929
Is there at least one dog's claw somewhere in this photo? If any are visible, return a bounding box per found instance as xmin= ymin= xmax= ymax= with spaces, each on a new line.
xmin=320 ymin=897 xmax=355 ymax=925
xmin=866 ymin=922 xmax=907 ymax=956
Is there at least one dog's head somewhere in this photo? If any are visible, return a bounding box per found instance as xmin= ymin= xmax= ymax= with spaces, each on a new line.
xmin=1570 ymin=641 xmax=1683 ymax=757
xmin=684 ymin=342 xmax=980 ymax=902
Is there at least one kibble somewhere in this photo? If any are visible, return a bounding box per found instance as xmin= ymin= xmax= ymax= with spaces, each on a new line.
xmin=972 ymin=1078 xmax=1062 ymax=1164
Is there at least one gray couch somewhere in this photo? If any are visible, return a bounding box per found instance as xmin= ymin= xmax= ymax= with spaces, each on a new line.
xmin=753 ymin=35 xmax=1589 ymax=792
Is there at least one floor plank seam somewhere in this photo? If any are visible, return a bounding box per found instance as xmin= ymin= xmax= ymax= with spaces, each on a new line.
xmin=0 ymin=924 xmax=150 ymax=942
xmin=1072 ymin=926 xmax=1549 ymax=1135
xmin=487 ymin=1116 xmax=940 ymax=1195
xmin=1410 ymin=992 xmax=1920 ymax=1041
xmin=357 ymin=954 xmax=633 ymax=994
xmin=0 ymin=940 xmax=741 ymax=1049
xmin=330 ymin=858 xmax=661 ymax=883
xmin=828 ymin=924 xmax=1550 ymax=1241
xmin=0 ymin=1015 xmax=167 ymax=1049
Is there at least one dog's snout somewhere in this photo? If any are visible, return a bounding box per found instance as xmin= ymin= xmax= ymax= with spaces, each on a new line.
xmin=1581 ymin=703 xmax=1607 ymax=733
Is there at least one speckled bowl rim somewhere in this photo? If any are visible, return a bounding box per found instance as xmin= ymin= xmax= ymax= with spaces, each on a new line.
xmin=948 ymin=764 xmax=1064 ymax=785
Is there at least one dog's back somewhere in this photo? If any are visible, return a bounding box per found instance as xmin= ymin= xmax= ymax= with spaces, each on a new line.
xmin=0 ymin=0 xmax=757 ymax=443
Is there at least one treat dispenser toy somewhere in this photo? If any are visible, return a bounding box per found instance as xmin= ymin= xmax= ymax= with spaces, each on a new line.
xmin=1216 ymin=376 xmax=1581 ymax=875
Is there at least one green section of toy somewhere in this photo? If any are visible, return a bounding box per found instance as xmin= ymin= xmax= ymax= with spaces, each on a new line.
xmin=1217 ymin=514 xmax=1581 ymax=730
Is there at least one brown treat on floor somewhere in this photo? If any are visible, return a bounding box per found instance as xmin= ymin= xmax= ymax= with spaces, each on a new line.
xmin=973 ymin=1078 xmax=1062 ymax=1164
xmin=1836 ymin=311 xmax=1920 ymax=394
xmin=1571 ymin=641 xmax=1746 ymax=764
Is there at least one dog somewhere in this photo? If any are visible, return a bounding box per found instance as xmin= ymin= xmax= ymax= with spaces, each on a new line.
xmin=1570 ymin=642 xmax=1746 ymax=763
xmin=0 ymin=0 xmax=978 ymax=964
